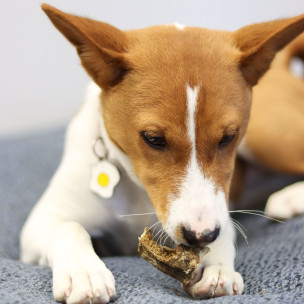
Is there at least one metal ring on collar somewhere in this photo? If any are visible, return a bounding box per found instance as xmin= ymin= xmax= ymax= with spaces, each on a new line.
xmin=92 ymin=136 xmax=108 ymax=160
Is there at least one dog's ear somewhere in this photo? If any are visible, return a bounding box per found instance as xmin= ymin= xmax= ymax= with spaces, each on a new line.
xmin=234 ymin=15 xmax=304 ymax=86
xmin=41 ymin=4 xmax=129 ymax=89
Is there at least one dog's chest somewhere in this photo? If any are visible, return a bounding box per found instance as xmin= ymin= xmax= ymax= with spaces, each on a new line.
xmin=95 ymin=170 xmax=157 ymax=255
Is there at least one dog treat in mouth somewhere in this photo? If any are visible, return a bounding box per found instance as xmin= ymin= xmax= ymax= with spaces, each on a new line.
xmin=138 ymin=227 xmax=210 ymax=285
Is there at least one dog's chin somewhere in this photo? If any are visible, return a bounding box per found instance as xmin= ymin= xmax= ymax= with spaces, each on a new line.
xmin=183 ymin=242 xmax=210 ymax=249
xmin=172 ymin=236 xmax=210 ymax=249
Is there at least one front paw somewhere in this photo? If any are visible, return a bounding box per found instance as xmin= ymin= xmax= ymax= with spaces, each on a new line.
xmin=53 ymin=253 xmax=116 ymax=304
xmin=182 ymin=265 xmax=244 ymax=299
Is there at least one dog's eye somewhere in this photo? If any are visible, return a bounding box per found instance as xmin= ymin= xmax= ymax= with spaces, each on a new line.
xmin=218 ymin=134 xmax=235 ymax=149
xmin=141 ymin=131 xmax=166 ymax=150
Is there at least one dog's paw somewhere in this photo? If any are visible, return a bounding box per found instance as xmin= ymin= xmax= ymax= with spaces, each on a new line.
xmin=265 ymin=182 xmax=304 ymax=219
xmin=52 ymin=253 xmax=116 ymax=304
xmin=182 ymin=265 xmax=244 ymax=299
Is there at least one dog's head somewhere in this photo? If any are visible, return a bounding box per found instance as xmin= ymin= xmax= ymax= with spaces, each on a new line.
xmin=42 ymin=4 xmax=304 ymax=247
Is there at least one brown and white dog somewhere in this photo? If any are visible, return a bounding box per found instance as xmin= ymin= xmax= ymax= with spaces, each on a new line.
xmin=20 ymin=4 xmax=304 ymax=304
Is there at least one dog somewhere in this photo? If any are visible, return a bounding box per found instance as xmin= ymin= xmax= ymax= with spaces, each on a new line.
xmin=20 ymin=4 xmax=304 ymax=304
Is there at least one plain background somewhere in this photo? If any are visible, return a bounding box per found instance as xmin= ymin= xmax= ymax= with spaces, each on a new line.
xmin=1 ymin=0 xmax=304 ymax=138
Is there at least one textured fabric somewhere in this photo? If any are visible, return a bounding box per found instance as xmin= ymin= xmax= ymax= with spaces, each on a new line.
xmin=0 ymin=129 xmax=303 ymax=304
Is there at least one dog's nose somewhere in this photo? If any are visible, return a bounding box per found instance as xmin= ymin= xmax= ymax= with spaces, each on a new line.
xmin=182 ymin=226 xmax=220 ymax=247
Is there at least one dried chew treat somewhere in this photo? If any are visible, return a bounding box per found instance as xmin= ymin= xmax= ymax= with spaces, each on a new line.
xmin=138 ymin=227 xmax=210 ymax=285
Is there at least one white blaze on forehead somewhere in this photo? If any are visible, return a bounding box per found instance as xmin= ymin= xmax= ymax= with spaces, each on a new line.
xmin=186 ymin=85 xmax=199 ymax=155
xmin=173 ymin=22 xmax=186 ymax=30
xmin=164 ymin=84 xmax=229 ymax=243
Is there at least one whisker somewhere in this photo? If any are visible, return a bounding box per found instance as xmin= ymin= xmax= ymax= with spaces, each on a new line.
xmin=156 ymin=230 xmax=166 ymax=246
xmin=229 ymin=210 xmax=283 ymax=223
xmin=148 ymin=220 xmax=161 ymax=230
xmin=231 ymin=223 xmax=248 ymax=247
xmin=153 ymin=228 xmax=164 ymax=242
xmin=230 ymin=219 xmax=248 ymax=246
xmin=149 ymin=221 xmax=161 ymax=234
xmin=162 ymin=234 xmax=170 ymax=247
xmin=160 ymin=230 xmax=171 ymax=247
xmin=231 ymin=209 xmax=266 ymax=214
xmin=230 ymin=217 xmax=247 ymax=233
xmin=231 ymin=220 xmax=245 ymax=239
xmin=233 ymin=238 xmax=238 ymax=254
xmin=159 ymin=232 xmax=166 ymax=246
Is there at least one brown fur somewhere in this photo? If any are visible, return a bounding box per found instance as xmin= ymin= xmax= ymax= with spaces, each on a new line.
xmin=244 ymin=34 xmax=304 ymax=174
xmin=42 ymin=3 xmax=304 ymax=227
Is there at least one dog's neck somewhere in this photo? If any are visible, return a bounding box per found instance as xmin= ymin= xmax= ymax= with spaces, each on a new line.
xmin=93 ymin=83 xmax=144 ymax=189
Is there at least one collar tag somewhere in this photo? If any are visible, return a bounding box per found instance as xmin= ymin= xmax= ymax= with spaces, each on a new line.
xmin=90 ymin=137 xmax=120 ymax=199
xmin=90 ymin=160 xmax=120 ymax=198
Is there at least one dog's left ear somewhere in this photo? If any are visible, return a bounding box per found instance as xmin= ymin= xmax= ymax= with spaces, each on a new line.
xmin=234 ymin=15 xmax=304 ymax=86
xmin=41 ymin=4 xmax=130 ymax=90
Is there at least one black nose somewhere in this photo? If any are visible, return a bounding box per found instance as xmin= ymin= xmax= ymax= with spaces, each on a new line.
xmin=182 ymin=226 xmax=220 ymax=247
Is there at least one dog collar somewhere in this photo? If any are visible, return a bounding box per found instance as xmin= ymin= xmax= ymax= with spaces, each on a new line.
xmin=90 ymin=136 xmax=120 ymax=199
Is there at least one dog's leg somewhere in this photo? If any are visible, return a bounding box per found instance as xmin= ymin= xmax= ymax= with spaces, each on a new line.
xmin=50 ymin=222 xmax=116 ymax=304
xmin=265 ymin=182 xmax=304 ymax=219
xmin=21 ymin=159 xmax=117 ymax=304
xmin=183 ymin=222 xmax=244 ymax=298
xmin=22 ymin=211 xmax=116 ymax=304
xmin=20 ymin=84 xmax=117 ymax=304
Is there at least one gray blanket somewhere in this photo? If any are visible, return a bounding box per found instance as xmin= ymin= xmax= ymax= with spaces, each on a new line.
xmin=0 ymin=129 xmax=303 ymax=304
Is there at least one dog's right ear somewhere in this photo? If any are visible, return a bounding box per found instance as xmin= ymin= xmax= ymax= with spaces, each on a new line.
xmin=41 ymin=4 xmax=130 ymax=90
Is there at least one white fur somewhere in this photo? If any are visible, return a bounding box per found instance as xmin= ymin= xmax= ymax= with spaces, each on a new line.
xmin=173 ymin=22 xmax=185 ymax=30
xmin=165 ymin=85 xmax=229 ymax=242
xmin=265 ymin=181 xmax=304 ymax=219
xmin=186 ymin=85 xmax=198 ymax=149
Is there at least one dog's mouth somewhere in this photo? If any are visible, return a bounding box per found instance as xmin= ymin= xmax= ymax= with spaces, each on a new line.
xmin=151 ymin=227 xmax=217 ymax=250
xmin=163 ymin=223 xmax=221 ymax=249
